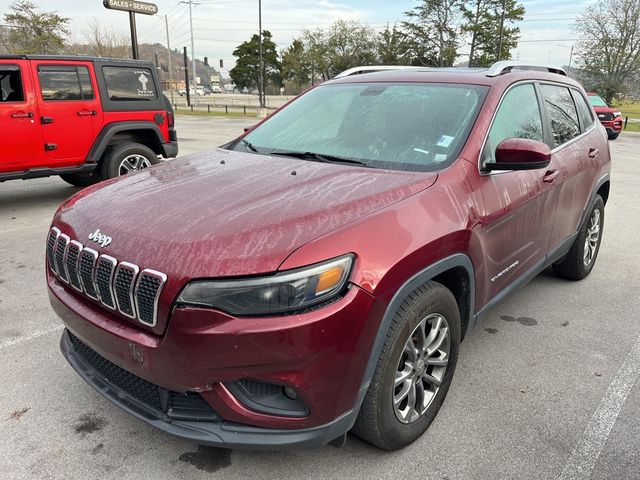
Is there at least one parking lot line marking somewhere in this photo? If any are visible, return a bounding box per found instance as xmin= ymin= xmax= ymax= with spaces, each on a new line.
xmin=0 ymin=324 xmax=63 ymax=351
xmin=558 ymin=333 xmax=640 ymax=480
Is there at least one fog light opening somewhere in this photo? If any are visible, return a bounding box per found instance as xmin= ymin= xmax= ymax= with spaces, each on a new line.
xmin=283 ymin=386 xmax=298 ymax=400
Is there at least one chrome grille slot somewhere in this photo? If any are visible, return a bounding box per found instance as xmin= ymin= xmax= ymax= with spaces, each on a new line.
xmin=96 ymin=255 xmax=117 ymax=310
xmin=79 ymin=248 xmax=99 ymax=300
xmin=55 ymin=234 xmax=70 ymax=283
xmin=47 ymin=228 xmax=167 ymax=327
xmin=66 ymin=241 xmax=83 ymax=292
xmin=114 ymin=263 xmax=139 ymax=319
xmin=135 ymin=270 xmax=167 ymax=327
xmin=47 ymin=227 xmax=60 ymax=273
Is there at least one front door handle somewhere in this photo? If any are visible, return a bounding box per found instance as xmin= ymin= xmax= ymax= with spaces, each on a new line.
xmin=77 ymin=110 xmax=97 ymax=116
xmin=11 ymin=111 xmax=34 ymax=119
xmin=543 ymin=170 xmax=560 ymax=183
xmin=588 ymin=148 xmax=600 ymax=159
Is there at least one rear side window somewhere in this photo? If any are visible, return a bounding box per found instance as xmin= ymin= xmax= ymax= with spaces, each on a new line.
xmin=103 ymin=66 xmax=157 ymax=101
xmin=0 ymin=65 xmax=24 ymax=102
xmin=38 ymin=66 xmax=94 ymax=101
xmin=482 ymin=83 xmax=544 ymax=167
xmin=541 ymin=84 xmax=581 ymax=148
xmin=572 ymin=90 xmax=595 ymax=131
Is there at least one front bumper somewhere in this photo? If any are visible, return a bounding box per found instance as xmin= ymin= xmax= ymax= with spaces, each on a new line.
xmin=60 ymin=329 xmax=355 ymax=449
xmin=599 ymin=118 xmax=623 ymax=133
xmin=50 ymin=276 xmax=385 ymax=447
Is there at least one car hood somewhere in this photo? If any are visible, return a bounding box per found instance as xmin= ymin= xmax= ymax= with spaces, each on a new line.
xmin=592 ymin=105 xmax=617 ymax=115
xmin=54 ymin=149 xmax=437 ymax=281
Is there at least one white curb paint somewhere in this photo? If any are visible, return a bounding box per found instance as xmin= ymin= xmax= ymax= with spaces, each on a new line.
xmin=559 ymin=333 xmax=640 ymax=480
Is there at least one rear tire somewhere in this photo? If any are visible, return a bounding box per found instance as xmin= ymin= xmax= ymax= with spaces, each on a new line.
xmin=352 ymin=281 xmax=460 ymax=450
xmin=553 ymin=195 xmax=604 ymax=280
xmin=100 ymin=143 xmax=160 ymax=180
xmin=59 ymin=172 xmax=102 ymax=187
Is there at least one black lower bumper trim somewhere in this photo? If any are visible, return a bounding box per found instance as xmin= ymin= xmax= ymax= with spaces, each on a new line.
xmin=60 ymin=329 xmax=356 ymax=450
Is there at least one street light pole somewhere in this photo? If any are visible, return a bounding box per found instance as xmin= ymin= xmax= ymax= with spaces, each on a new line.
xmin=259 ymin=0 xmax=264 ymax=110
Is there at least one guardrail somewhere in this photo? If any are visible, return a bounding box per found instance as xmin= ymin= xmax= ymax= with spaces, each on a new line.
xmin=173 ymin=104 xmax=277 ymax=116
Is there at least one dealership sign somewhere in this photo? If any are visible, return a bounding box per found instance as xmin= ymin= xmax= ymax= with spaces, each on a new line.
xmin=103 ymin=0 xmax=158 ymax=16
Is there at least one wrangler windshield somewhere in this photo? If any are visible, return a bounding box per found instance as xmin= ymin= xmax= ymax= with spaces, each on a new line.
xmin=232 ymin=83 xmax=487 ymax=172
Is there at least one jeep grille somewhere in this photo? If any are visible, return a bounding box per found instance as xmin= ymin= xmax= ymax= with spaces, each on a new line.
xmin=47 ymin=227 xmax=166 ymax=328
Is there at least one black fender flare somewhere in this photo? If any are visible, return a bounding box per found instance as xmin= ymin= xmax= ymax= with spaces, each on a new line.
xmin=86 ymin=122 xmax=169 ymax=163
xmin=579 ymin=172 xmax=610 ymax=230
xmin=352 ymin=253 xmax=475 ymax=416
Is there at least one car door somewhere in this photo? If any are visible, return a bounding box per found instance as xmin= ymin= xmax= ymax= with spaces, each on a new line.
xmin=474 ymin=82 xmax=561 ymax=303
xmin=0 ymin=60 xmax=42 ymax=173
xmin=543 ymin=84 xmax=602 ymax=250
xmin=32 ymin=61 xmax=101 ymax=167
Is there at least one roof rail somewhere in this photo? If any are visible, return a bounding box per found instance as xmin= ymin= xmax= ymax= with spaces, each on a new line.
xmin=335 ymin=65 xmax=427 ymax=78
xmin=486 ymin=61 xmax=567 ymax=77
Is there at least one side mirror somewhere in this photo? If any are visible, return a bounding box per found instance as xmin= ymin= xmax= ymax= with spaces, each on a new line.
xmin=485 ymin=138 xmax=551 ymax=171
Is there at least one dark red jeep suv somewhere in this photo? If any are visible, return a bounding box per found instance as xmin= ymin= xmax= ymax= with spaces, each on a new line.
xmin=47 ymin=61 xmax=610 ymax=450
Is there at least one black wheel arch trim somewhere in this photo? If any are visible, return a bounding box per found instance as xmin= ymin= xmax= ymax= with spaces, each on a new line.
xmin=580 ymin=172 xmax=610 ymax=229
xmin=87 ymin=121 xmax=176 ymax=163
xmin=354 ymin=253 xmax=475 ymax=413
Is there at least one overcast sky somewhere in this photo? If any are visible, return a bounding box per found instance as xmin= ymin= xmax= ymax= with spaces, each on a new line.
xmin=0 ymin=0 xmax=592 ymax=68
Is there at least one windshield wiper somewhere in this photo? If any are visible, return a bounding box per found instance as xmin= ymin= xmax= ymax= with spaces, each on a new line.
xmin=240 ymin=138 xmax=260 ymax=153
xmin=269 ymin=151 xmax=372 ymax=168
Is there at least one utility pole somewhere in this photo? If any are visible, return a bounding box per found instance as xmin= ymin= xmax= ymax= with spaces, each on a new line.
xmin=259 ymin=0 xmax=265 ymax=111
xmin=165 ymin=14 xmax=174 ymax=104
xmin=184 ymin=46 xmax=191 ymax=107
xmin=496 ymin=0 xmax=507 ymax=62
xmin=180 ymin=0 xmax=199 ymax=105
xmin=568 ymin=45 xmax=574 ymax=69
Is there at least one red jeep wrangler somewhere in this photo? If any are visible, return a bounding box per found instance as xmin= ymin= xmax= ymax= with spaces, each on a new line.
xmin=0 ymin=55 xmax=177 ymax=186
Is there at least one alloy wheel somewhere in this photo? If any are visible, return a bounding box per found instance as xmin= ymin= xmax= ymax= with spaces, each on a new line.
xmin=118 ymin=154 xmax=152 ymax=176
xmin=393 ymin=313 xmax=450 ymax=424
xmin=583 ymin=208 xmax=601 ymax=267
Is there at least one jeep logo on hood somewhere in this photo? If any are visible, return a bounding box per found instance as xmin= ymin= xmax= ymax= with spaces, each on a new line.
xmin=88 ymin=229 xmax=113 ymax=248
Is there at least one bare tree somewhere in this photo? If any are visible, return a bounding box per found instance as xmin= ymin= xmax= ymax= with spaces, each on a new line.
xmin=85 ymin=18 xmax=129 ymax=58
xmin=575 ymin=0 xmax=640 ymax=103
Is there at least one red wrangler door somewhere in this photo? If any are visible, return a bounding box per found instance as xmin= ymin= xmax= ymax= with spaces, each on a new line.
xmin=32 ymin=61 xmax=102 ymax=168
xmin=0 ymin=61 xmax=42 ymax=173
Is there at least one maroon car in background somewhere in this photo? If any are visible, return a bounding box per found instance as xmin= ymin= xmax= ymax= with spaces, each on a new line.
xmin=47 ymin=61 xmax=611 ymax=451
xmin=588 ymin=92 xmax=623 ymax=140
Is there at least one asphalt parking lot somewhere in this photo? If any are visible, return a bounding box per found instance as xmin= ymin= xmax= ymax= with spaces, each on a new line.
xmin=1 ymin=117 xmax=639 ymax=480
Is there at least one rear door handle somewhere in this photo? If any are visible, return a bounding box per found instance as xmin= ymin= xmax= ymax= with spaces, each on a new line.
xmin=588 ymin=148 xmax=600 ymax=159
xmin=77 ymin=110 xmax=97 ymax=116
xmin=543 ymin=170 xmax=560 ymax=183
xmin=11 ymin=111 xmax=34 ymax=119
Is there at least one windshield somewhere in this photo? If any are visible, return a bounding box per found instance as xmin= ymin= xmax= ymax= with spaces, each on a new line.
xmin=231 ymin=83 xmax=487 ymax=172
xmin=588 ymin=95 xmax=608 ymax=107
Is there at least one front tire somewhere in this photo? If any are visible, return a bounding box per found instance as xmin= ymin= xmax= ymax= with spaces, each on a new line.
xmin=553 ymin=195 xmax=605 ymax=280
xmin=608 ymin=132 xmax=620 ymax=140
xmin=100 ymin=143 xmax=160 ymax=180
xmin=352 ymin=281 xmax=460 ymax=450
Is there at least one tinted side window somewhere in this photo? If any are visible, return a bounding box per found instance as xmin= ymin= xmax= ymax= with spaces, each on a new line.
xmin=482 ymin=83 xmax=544 ymax=167
xmin=573 ymin=90 xmax=595 ymax=131
xmin=0 ymin=65 xmax=24 ymax=102
xmin=103 ymin=66 xmax=157 ymax=101
xmin=77 ymin=67 xmax=95 ymax=100
xmin=541 ymin=84 xmax=581 ymax=147
xmin=38 ymin=66 xmax=94 ymax=101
